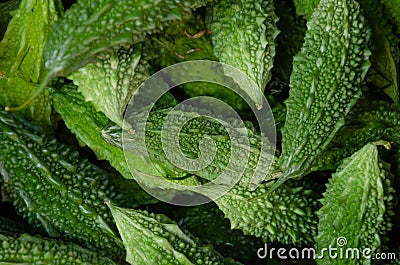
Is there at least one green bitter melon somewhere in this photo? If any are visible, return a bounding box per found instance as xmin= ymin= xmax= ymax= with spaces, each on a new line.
xmin=315 ymin=142 xmax=395 ymax=265
xmin=206 ymin=0 xmax=279 ymax=108
xmin=278 ymin=0 xmax=371 ymax=185
xmin=0 ymin=233 xmax=118 ymax=264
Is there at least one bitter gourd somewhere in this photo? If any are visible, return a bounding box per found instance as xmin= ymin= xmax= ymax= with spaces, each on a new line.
xmin=0 ymin=110 xmax=125 ymax=258
xmin=103 ymin=105 xmax=279 ymax=189
xmin=214 ymin=178 xmax=321 ymax=245
xmin=107 ymin=202 xmax=232 ymax=265
xmin=206 ymin=0 xmax=279 ymax=108
xmin=0 ymin=0 xmax=20 ymax=39
xmin=51 ymin=83 xmax=182 ymax=190
xmin=69 ymin=44 xmax=150 ymax=127
xmin=0 ymin=0 xmax=60 ymax=127
xmin=278 ymin=0 xmax=371 ymax=185
xmin=0 ymin=233 xmax=118 ymax=264
xmin=315 ymin=142 xmax=394 ymax=265
xmin=7 ymin=0 xmax=214 ymax=111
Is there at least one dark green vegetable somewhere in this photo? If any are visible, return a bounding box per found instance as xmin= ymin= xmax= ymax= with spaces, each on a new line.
xmin=0 ymin=110 xmax=125 ymax=258
xmin=0 ymin=233 xmax=119 ymax=264
xmin=0 ymin=0 xmax=60 ymax=127
xmin=277 ymin=0 xmax=371 ymax=185
xmin=103 ymin=105 xmax=279 ymax=187
xmin=313 ymin=100 xmax=400 ymax=171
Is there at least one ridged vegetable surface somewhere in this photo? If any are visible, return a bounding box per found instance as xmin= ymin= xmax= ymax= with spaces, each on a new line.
xmin=0 ymin=110 xmax=124 ymax=258
xmin=69 ymin=44 xmax=150 ymax=127
xmin=206 ymin=0 xmax=279 ymax=108
xmin=103 ymin=105 xmax=279 ymax=188
xmin=278 ymin=0 xmax=371 ymax=184
xmin=107 ymin=202 xmax=230 ymax=265
xmin=0 ymin=233 xmax=118 ymax=264
xmin=0 ymin=0 xmax=59 ymax=127
xmin=315 ymin=142 xmax=394 ymax=265
xmin=215 ymin=179 xmax=321 ymax=245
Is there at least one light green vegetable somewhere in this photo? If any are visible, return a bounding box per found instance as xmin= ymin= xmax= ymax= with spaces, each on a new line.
xmin=107 ymin=202 xmax=231 ymax=265
xmin=0 ymin=233 xmax=118 ymax=264
xmin=278 ymin=0 xmax=371 ymax=185
xmin=206 ymin=0 xmax=279 ymax=108
xmin=69 ymin=44 xmax=150 ymax=127
xmin=0 ymin=0 xmax=60 ymax=128
xmin=315 ymin=142 xmax=394 ymax=265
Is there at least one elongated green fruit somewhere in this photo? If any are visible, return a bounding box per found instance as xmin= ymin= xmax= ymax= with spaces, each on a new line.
xmin=69 ymin=44 xmax=150 ymax=127
xmin=107 ymin=202 xmax=230 ymax=265
xmin=0 ymin=0 xmax=60 ymax=127
xmin=278 ymin=0 xmax=371 ymax=185
xmin=102 ymin=105 xmax=279 ymax=188
xmin=7 ymin=0 xmax=212 ymax=111
xmin=51 ymin=84 xmax=180 ymax=193
xmin=0 ymin=110 xmax=125 ymax=258
xmin=0 ymin=233 xmax=118 ymax=264
xmin=315 ymin=142 xmax=394 ymax=265
xmin=215 ymin=179 xmax=321 ymax=245
xmin=207 ymin=0 xmax=279 ymax=108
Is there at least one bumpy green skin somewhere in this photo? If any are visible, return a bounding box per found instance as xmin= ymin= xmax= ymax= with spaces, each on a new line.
xmin=381 ymin=0 xmax=400 ymax=33
xmin=107 ymin=203 xmax=229 ymax=265
xmin=359 ymin=0 xmax=400 ymax=103
xmin=53 ymin=86 xmax=202 ymax=191
xmin=313 ymin=100 xmax=400 ymax=171
xmin=51 ymin=84 xmax=157 ymax=205
xmin=44 ymin=0 xmax=211 ymax=78
xmin=104 ymin=106 xmax=278 ymax=188
xmin=207 ymin=0 xmax=279 ymax=108
xmin=69 ymin=44 xmax=149 ymax=127
xmin=181 ymin=203 xmax=263 ymax=260
xmin=279 ymin=0 xmax=371 ymax=182
xmin=0 ymin=233 xmax=118 ymax=264
xmin=315 ymin=143 xmax=393 ymax=265
xmin=0 ymin=0 xmax=59 ymax=128
xmin=215 ymin=179 xmax=320 ymax=245
xmin=0 ymin=110 xmax=125 ymax=258
xmin=292 ymin=0 xmax=319 ymax=20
